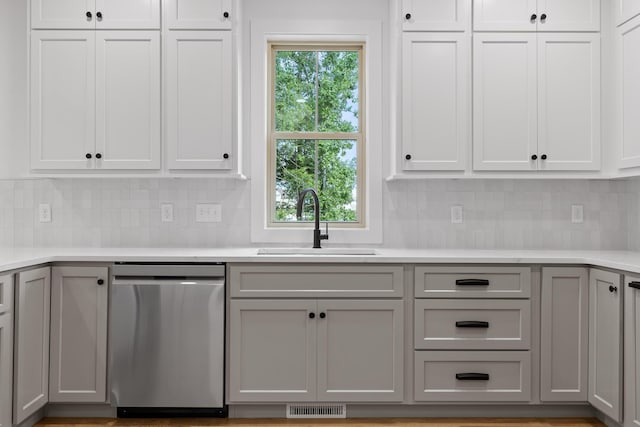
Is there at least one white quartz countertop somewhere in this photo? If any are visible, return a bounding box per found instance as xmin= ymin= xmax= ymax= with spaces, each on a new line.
xmin=2 ymin=247 xmax=640 ymax=275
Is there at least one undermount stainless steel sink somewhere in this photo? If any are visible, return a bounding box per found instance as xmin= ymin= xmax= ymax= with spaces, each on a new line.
xmin=257 ymin=247 xmax=377 ymax=255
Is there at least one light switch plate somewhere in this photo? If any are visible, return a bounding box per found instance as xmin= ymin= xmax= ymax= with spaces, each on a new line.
xmin=38 ymin=204 xmax=51 ymax=223
xmin=196 ymin=203 xmax=222 ymax=223
xmin=161 ymin=204 xmax=174 ymax=222
xmin=451 ymin=205 xmax=463 ymax=224
xmin=571 ymin=205 xmax=584 ymax=223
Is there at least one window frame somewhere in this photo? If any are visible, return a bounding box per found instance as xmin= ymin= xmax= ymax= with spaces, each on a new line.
xmin=266 ymin=42 xmax=367 ymax=228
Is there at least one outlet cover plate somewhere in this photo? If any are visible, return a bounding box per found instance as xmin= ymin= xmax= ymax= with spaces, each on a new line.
xmin=161 ymin=204 xmax=174 ymax=222
xmin=196 ymin=203 xmax=222 ymax=222
xmin=571 ymin=205 xmax=584 ymax=223
xmin=38 ymin=204 xmax=51 ymax=223
xmin=451 ymin=205 xmax=463 ymax=224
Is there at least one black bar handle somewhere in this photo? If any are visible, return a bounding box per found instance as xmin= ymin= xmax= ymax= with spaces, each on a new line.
xmin=455 ymin=279 xmax=489 ymax=287
xmin=456 ymin=373 xmax=490 ymax=381
xmin=630 ymin=281 xmax=640 ymax=290
xmin=456 ymin=321 xmax=489 ymax=328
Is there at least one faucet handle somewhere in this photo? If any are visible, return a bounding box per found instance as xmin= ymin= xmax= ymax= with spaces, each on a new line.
xmin=321 ymin=222 xmax=329 ymax=240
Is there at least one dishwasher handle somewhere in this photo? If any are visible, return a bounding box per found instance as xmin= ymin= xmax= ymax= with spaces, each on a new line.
xmin=111 ymin=278 xmax=224 ymax=287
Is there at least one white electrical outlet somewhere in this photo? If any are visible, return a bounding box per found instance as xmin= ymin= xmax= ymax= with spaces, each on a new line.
xmin=38 ymin=204 xmax=51 ymax=223
xmin=196 ymin=203 xmax=222 ymax=223
xmin=161 ymin=204 xmax=174 ymax=222
xmin=451 ymin=205 xmax=463 ymax=224
xmin=571 ymin=204 xmax=584 ymax=224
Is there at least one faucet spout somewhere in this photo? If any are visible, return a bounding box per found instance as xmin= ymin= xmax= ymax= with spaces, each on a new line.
xmin=296 ymin=188 xmax=329 ymax=249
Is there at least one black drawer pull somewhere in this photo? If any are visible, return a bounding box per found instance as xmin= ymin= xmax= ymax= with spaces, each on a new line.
xmin=630 ymin=281 xmax=640 ymax=290
xmin=455 ymin=279 xmax=489 ymax=287
xmin=456 ymin=321 xmax=489 ymax=328
xmin=456 ymin=373 xmax=490 ymax=381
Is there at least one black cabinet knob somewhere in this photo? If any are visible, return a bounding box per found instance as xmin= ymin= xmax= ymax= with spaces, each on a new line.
xmin=541 ymin=154 xmax=547 ymax=160
xmin=609 ymin=285 xmax=618 ymax=293
xmin=97 ymin=279 xmax=104 ymax=285
xmin=531 ymin=154 xmax=538 ymax=160
xmin=86 ymin=11 xmax=92 ymax=19
xmin=405 ymin=154 xmax=412 ymax=160
xmin=531 ymin=13 xmax=537 ymax=21
xmin=405 ymin=13 xmax=412 ymax=20
xmin=319 ymin=312 xmax=326 ymax=319
xmin=96 ymin=11 xmax=102 ymax=19
xmin=86 ymin=153 xmax=92 ymax=159
xmin=223 ymin=11 xmax=229 ymax=18
xmin=309 ymin=312 xmax=315 ymax=319
xmin=540 ymin=13 xmax=547 ymax=21
xmin=223 ymin=153 xmax=229 ymax=159
xmin=95 ymin=153 xmax=102 ymax=159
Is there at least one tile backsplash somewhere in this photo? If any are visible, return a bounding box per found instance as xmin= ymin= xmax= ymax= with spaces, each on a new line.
xmin=0 ymin=177 xmax=632 ymax=249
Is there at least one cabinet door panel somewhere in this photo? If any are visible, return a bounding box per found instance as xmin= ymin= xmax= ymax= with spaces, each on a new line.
xmin=49 ymin=267 xmax=108 ymax=403
xmin=165 ymin=0 xmax=232 ymax=29
xmin=537 ymin=34 xmax=600 ymax=171
xmin=0 ymin=312 xmax=13 ymax=427
xmin=0 ymin=274 xmax=13 ymax=315
xmin=229 ymin=300 xmax=317 ymax=402
xmin=30 ymin=31 xmax=95 ymax=170
xmin=473 ymin=0 xmax=537 ymax=31
xmin=14 ymin=267 xmax=51 ymax=424
xmin=540 ymin=267 xmax=588 ymax=402
xmin=538 ymin=0 xmax=600 ymax=31
xmin=402 ymin=33 xmax=468 ymax=171
xmin=402 ymin=0 xmax=470 ymax=31
xmin=589 ymin=269 xmax=622 ymax=422
xmin=31 ymin=0 xmax=95 ymax=29
xmin=94 ymin=0 xmax=159 ymax=29
xmin=95 ymin=31 xmax=160 ymax=169
xmin=619 ymin=0 xmax=640 ymax=25
xmin=626 ymin=275 xmax=640 ymax=427
xmin=619 ymin=19 xmax=640 ymax=169
xmin=166 ymin=31 xmax=232 ymax=170
xmin=317 ymin=300 xmax=403 ymax=402
xmin=473 ymin=34 xmax=537 ymax=171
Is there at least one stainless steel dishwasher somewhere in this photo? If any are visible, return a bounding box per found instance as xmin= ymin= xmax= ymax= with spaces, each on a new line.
xmin=110 ymin=263 xmax=226 ymax=417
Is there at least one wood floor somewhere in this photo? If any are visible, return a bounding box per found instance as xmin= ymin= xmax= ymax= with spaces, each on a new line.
xmin=36 ymin=418 xmax=606 ymax=427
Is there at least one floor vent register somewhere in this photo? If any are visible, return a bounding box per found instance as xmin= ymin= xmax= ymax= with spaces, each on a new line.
xmin=286 ymin=403 xmax=347 ymax=418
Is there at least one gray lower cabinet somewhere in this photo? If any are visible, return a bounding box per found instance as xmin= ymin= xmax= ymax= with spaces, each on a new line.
xmin=589 ymin=268 xmax=623 ymax=422
xmin=0 ymin=274 xmax=14 ymax=427
xmin=14 ymin=266 xmax=51 ymax=424
xmin=625 ymin=274 xmax=640 ymax=427
xmin=540 ymin=267 xmax=588 ymax=402
xmin=229 ymin=299 xmax=403 ymax=402
xmin=49 ymin=266 xmax=109 ymax=403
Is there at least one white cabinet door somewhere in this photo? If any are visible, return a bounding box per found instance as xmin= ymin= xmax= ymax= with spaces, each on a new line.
xmin=537 ymin=0 xmax=600 ymax=31
xmin=619 ymin=18 xmax=640 ymax=169
xmin=95 ymin=31 xmax=160 ymax=169
xmin=0 ymin=276 xmax=13 ymax=427
xmin=537 ymin=34 xmax=600 ymax=171
xmin=166 ymin=31 xmax=232 ymax=170
xmin=94 ymin=0 xmax=160 ymax=29
xmin=625 ymin=275 xmax=640 ymax=427
xmin=13 ymin=267 xmax=51 ymax=424
xmin=229 ymin=300 xmax=317 ymax=402
xmin=165 ymin=0 xmax=232 ymax=29
xmin=589 ymin=269 xmax=623 ymax=422
xmin=316 ymin=300 xmax=403 ymax=402
xmin=401 ymin=0 xmax=470 ymax=31
xmin=30 ymin=31 xmax=96 ymax=170
xmin=49 ymin=267 xmax=108 ymax=403
xmin=402 ymin=33 xmax=468 ymax=171
xmin=540 ymin=267 xmax=588 ymax=402
xmin=619 ymin=0 xmax=640 ymax=25
xmin=31 ymin=0 xmax=95 ymax=29
xmin=473 ymin=0 xmax=537 ymax=31
xmin=473 ymin=33 xmax=537 ymax=171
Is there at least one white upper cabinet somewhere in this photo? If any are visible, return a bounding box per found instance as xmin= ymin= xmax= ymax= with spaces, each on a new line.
xmin=537 ymin=34 xmax=600 ymax=171
xmin=401 ymin=0 xmax=470 ymax=31
xmin=474 ymin=0 xmax=600 ymax=31
xmin=31 ymin=0 xmax=160 ymax=29
xmin=402 ymin=32 xmax=469 ymax=171
xmin=166 ymin=31 xmax=232 ymax=170
xmin=618 ymin=0 xmax=640 ymax=25
xmin=473 ymin=33 xmax=537 ymax=171
xmin=165 ymin=0 xmax=232 ymax=30
xmin=619 ymin=18 xmax=640 ymax=169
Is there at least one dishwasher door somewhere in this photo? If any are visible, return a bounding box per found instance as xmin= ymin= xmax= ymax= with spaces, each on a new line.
xmin=110 ymin=275 xmax=224 ymax=411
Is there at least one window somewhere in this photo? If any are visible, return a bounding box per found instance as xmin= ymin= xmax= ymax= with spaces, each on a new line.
xmin=267 ymin=43 xmax=365 ymax=228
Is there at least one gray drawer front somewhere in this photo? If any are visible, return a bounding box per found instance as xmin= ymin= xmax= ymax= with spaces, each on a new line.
xmin=414 ymin=351 xmax=532 ymax=402
xmin=230 ymin=264 xmax=404 ymax=298
xmin=0 ymin=274 xmax=13 ymax=315
xmin=414 ymin=299 xmax=531 ymax=350
xmin=415 ymin=266 xmax=531 ymax=298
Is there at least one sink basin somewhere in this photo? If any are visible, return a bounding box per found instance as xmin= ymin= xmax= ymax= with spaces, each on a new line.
xmin=257 ymin=248 xmax=377 ymax=256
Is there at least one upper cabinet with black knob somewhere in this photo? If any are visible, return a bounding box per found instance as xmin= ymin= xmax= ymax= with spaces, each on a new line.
xmin=31 ymin=0 xmax=160 ymax=30
xmin=165 ymin=0 xmax=233 ymax=30
xmin=473 ymin=0 xmax=600 ymax=32
xmin=401 ymin=0 xmax=471 ymax=31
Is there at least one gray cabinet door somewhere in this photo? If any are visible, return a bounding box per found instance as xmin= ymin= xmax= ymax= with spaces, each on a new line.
xmin=14 ymin=267 xmax=51 ymax=424
xmin=589 ymin=268 xmax=622 ymax=422
xmin=540 ymin=267 xmax=588 ymax=402
xmin=625 ymin=274 xmax=640 ymax=427
xmin=0 ymin=274 xmax=13 ymax=315
xmin=316 ymin=300 xmax=404 ymax=402
xmin=229 ymin=300 xmax=317 ymax=402
xmin=49 ymin=266 xmax=108 ymax=403
xmin=0 ymin=306 xmax=13 ymax=427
